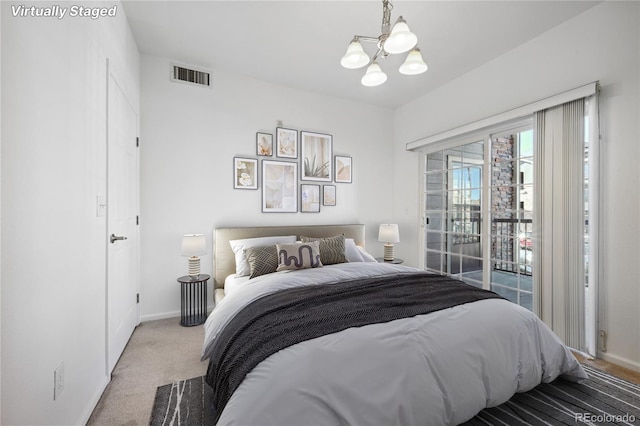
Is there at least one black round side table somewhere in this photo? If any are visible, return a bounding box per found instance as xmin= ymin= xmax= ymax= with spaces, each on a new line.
xmin=375 ymin=258 xmax=404 ymax=264
xmin=177 ymin=274 xmax=209 ymax=327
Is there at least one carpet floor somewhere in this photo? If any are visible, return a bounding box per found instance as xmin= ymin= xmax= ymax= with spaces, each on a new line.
xmin=151 ymin=364 xmax=640 ymax=425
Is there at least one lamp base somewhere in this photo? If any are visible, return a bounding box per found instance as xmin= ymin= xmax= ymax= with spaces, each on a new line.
xmin=187 ymin=256 xmax=201 ymax=277
xmin=383 ymin=244 xmax=395 ymax=261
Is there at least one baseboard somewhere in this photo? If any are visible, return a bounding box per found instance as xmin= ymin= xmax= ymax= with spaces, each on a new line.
xmin=141 ymin=307 xmax=214 ymax=323
xmin=140 ymin=310 xmax=181 ymax=322
xmin=79 ymin=374 xmax=110 ymax=425
xmin=598 ymin=351 xmax=640 ymax=372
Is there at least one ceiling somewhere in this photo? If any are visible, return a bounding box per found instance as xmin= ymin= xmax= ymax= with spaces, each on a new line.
xmin=122 ymin=1 xmax=600 ymax=109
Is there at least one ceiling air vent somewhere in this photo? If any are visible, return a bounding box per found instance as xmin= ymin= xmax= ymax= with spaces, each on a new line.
xmin=171 ymin=63 xmax=211 ymax=88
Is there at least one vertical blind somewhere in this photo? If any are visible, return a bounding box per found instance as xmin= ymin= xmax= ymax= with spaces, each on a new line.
xmin=534 ymin=98 xmax=587 ymax=352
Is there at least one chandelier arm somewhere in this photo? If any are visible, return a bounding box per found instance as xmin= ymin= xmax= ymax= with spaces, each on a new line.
xmin=371 ymin=47 xmax=385 ymax=63
xmin=353 ymin=35 xmax=380 ymax=44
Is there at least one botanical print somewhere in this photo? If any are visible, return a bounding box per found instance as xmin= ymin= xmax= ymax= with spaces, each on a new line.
xmin=323 ymin=185 xmax=336 ymax=206
xmin=301 ymin=184 xmax=321 ymax=212
xmin=234 ymin=157 xmax=258 ymax=190
xmin=262 ymin=160 xmax=297 ymax=212
xmin=335 ymin=155 xmax=352 ymax=183
xmin=276 ymin=127 xmax=297 ymax=158
xmin=301 ymin=131 xmax=332 ymax=181
xmin=256 ymin=132 xmax=273 ymax=156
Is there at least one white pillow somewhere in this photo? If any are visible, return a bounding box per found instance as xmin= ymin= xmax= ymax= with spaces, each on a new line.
xmin=345 ymin=238 xmax=364 ymax=262
xmin=357 ymin=246 xmax=378 ymax=262
xmin=229 ymin=235 xmax=296 ymax=276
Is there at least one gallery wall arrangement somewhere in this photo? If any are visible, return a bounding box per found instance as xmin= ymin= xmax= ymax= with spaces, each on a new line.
xmin=233 ymin=125 xmax=353 ymax=213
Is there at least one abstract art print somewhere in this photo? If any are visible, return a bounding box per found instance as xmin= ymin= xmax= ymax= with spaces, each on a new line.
xmin=262 ymin=160 xmax=298 ymax=212
xmin=335 ymin=155 xmax=352 ymax=183
xmin=322 ymin=185 xmax=336 ymax=206
xmin=301 ymin=184 xmax=321 ymax=212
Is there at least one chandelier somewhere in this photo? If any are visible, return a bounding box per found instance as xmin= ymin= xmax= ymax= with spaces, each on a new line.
xmin=340 ymin=0 xmax=428 ymax=87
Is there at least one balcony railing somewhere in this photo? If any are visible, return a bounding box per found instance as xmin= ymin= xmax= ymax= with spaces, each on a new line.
xmin=492 ymin=218 xmax=532 ymax=276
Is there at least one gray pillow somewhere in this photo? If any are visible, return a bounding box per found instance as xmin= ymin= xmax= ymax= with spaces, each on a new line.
xmin=276 ymin=241 xmax=323 ymax=271
xmin=245 ymin=245 xmax=278 ymax=279
xmin=300 ymin=234 xmax=347 ymax=265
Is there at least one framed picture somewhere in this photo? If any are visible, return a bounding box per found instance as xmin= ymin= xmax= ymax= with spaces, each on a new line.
xmin=262 ymin=160 xmax=298 ymax=212
xmin=301 ymin=131 xmax=332 ymax=181
xmin=256 ymin=132 xmax=273 ymax=156
xmin=233 ymin=157 xmax=258 ymax=190
xmin=276 ymin=127 xmax=298 ymax=158
xmin=323 ymin=185 xmax=336 ymax=206
xmin=335 ymin=155 xmax=352 ymax=183
xmin=301 ymin=184 xmax=321 ymax=213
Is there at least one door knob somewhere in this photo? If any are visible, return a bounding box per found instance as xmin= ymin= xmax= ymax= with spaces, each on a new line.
xmin=110 ymin=234 xmax=128 ymax=244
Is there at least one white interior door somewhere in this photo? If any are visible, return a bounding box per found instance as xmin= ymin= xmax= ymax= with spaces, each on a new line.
xmin=107 ymin=64 xmax=139 ymax=374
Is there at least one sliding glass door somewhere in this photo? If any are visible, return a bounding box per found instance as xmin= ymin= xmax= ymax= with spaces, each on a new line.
xmin=489 ymin=128 xmax=533 ymax=310
xmin=422 ymin=124 xmax=535 ymax=311
xmin=419 ymin=91 xmax=598 ymax=355
xmin=424 ymin=140 xmax=485 ymax=289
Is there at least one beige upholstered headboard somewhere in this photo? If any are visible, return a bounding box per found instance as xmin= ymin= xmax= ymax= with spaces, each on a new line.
xmin=213 ymin=224 xmax=365 ymax=290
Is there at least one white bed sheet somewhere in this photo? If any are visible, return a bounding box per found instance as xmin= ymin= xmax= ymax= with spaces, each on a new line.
xmin=222 ymin=274 xmax=250 ymax=298
xmin=202 ymin=263 xmax=587 ymax=425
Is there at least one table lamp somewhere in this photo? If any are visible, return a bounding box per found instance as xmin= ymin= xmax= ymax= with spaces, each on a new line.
xmin=181 ymin=234 xmax=207 ymax=277
xmin=378 ymin=224 xmax=400 ymax=261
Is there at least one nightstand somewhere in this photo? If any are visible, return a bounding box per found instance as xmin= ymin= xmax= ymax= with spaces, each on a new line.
xmin=177 ymin=274 xmax=210 ymax=327
xmin=375 ymin=258 xmax=404 ymax=264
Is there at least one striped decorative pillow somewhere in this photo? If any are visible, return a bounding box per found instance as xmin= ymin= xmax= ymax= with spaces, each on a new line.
xmin=300 ymin=234 xmax=348 ymax=265
xmin=245 ymin=245 xmax=278 ymax=279
xmin=276 ymin=241 xmax=323 ymax=271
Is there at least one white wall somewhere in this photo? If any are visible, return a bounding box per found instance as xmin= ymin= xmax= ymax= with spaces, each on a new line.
xmin=393 ymin=1 xmax=640 ymax=370
xmin=139 ymin=55 xmax=394 ymax=320
xmin=1 ymin=2 xmax=140 ymax=424
xmin=0 ymin=2 xmax=3 ymax=421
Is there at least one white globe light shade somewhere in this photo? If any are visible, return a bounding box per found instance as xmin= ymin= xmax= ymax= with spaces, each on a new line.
xmin=399 ymin=48 xmax=428 ymax=75
xmin=361 ymin=62 xmax=387 ymax=87
xmin=340 ymin=40 xmax=370 ymax=69
xmin=384 ymin=17 xmax=417 ymax=54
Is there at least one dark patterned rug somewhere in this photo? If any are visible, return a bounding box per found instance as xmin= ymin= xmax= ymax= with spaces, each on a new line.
xmin=150 ymin=365 xmax=640 ymax=425
xmin=150 ymin=376 xmax=214 ymax=425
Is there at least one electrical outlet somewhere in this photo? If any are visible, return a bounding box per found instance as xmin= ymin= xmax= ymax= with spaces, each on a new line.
xmin=54 ymin=363 xmax=64 ymax=400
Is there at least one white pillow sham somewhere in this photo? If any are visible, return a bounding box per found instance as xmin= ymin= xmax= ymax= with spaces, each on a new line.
xmin=357 ymin=245 xmax=378 ymax=262
xmin=229 ymin=235 xmax=296 ymax=276
xmin=345 ymin=238 xmax=364 ymax=262
xmin=345 ymin=238 xmax=377 ymax=262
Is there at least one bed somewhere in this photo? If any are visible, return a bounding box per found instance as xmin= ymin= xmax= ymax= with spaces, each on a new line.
xmin=202 ymin=224 xmax=586 ymax=425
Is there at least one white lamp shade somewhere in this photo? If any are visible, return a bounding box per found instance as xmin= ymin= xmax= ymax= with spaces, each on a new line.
xmin=384 ymin=17 xmax=417 ymax=54
xmin=399 ymin=47 xmax=428 ymax=75
xmin=181 ymin=234 xmax=207 ymax=256
xmin=361 ymin=62 xmax=387 ymax=87
xmin=378 ymin=224 xmax=400 ymax=243
xmin=340 ymin=40 xmax=370 ymax=69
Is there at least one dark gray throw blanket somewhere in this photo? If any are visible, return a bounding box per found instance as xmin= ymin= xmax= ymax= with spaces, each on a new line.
xmin=206 ymin=271 xmax=504 ymax=421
